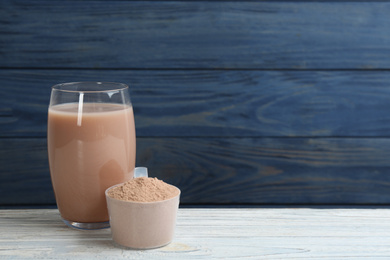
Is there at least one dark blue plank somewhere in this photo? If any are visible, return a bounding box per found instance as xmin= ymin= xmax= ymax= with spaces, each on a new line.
xmin=1 ymin=1 xmax=390 ymax=69
xmin=2 ymin=137 xmax=390 ymax=205
xmin=0 ymin=139 xmax=54 ymax=205
xmin=2 ymin=69 xmax=390 ymax=137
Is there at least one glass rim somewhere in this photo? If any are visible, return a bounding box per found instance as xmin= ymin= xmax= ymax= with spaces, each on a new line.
xmin=52 ymin=82 xmax=129 ymax=93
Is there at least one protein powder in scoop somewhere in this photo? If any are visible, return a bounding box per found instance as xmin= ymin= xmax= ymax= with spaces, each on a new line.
xmin=105 ymin=177 xmax=181 ymax=249
xmin=107 ymin=177 xmax=179 ymax=202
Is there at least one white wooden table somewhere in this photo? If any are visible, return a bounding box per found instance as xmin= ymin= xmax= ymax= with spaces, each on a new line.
xmin=1 ymin=208 xmax=390 ymax=259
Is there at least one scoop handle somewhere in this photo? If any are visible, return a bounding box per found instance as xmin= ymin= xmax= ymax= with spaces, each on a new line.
xmin=134 ymin=167 xmax=148 ymax=178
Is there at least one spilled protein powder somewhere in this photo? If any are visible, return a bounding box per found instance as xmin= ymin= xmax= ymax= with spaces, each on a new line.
xmin=107 ymin=177 xmax=179 ymax=202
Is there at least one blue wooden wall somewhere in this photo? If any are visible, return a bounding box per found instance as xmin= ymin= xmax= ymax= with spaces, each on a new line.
xmin=2 ymin=1 xmax=390 ymax=206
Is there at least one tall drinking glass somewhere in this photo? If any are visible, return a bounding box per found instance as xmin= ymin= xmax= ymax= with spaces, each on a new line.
xmin=47 ymin=82 xmax=136 ymax=230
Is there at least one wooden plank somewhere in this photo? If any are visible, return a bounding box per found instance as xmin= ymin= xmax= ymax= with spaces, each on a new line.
xmin=0 ymin=139 xmax=54 ymax=205
xmin=2 ymin=137 xmax=390 ymax=205
xmin=1 ymin=208 xmax=390 ymax=259
xmin=2 ymin=69 xmax=390 ymax=137
xmin=2 ymin=1 xmax=390 ymax=69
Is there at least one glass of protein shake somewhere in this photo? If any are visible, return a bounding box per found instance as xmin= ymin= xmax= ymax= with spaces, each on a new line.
xmin=47 ymin=82 xmax=136 ymax=230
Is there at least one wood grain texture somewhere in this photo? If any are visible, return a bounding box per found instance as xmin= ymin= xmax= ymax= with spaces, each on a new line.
xmin=2 ymin=1 xmax=390 ymax=69
xmin=2 ymin=69 xmax=390 ymax=137
xmin=1 ymin=208 xmax=390 ymax=259
xmin=2 ymin=0 xmax=390 ymax=206
xmin=2 ymin=137 xmax=390 ymax=205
